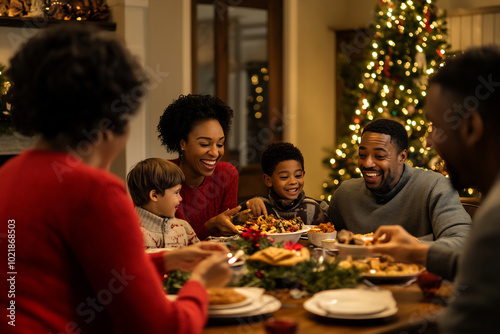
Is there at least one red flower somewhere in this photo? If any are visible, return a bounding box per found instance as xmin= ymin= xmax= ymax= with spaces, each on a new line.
xmin=283 ymin=241 xmax=303 ymax=251
xmin=256 ymin=270 xmax=264 ymax=279
xmin=242 ymin=228 xmax=263 ymax=243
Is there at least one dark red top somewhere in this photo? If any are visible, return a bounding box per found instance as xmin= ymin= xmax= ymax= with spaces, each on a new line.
xmin=170 ymin=159 xmax=239 ymax=240
xmin=0 ymin=150 xmax=208 ymax=333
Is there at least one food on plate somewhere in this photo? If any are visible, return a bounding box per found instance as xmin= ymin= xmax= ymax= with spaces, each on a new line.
xmin=207 ymin=288 xmax=247 ymax=305
xmin=339 ymin=255 xmax=424 ymax=276
xmin=336 ymin=229 xmax=374 ymax=245
xmin=309 ymin=222 xmax=336 ymax=233
xmin=248 ymin=246 xmax=310 ymax=266
xmin=234 ymin=214 xmax=304 ymax=234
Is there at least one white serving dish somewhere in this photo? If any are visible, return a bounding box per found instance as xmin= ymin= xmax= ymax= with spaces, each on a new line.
xmin=308 ymin=230 xmax=337 ymax=247
xmin=264 ymin=226 xmax=311 ymax=244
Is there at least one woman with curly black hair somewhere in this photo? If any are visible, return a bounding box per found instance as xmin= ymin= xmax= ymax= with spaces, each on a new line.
xmin=0 ymin=24 xmax=231 ymax=333
xmin=158 ymin=94 xmax=240 ymax=240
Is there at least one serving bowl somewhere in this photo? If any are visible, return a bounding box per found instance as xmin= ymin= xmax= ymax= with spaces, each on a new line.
xmin=336 ymin=242 xmax=372 ymax=259
xmin=263 ymin=226 xmax=311 ymax=244
xmin=308 ymin=230 xmax=337 ymax=247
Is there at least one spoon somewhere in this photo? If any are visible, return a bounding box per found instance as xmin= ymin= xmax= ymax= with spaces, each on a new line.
xmin=227 ymin=250 xmax=245 ymax=264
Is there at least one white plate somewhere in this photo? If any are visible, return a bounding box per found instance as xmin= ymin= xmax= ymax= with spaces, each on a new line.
xmin=208 ymin=288 xmax=263 ymax=310
xmin=303 ymin=289 xmax=398 ymax=320
xmin=209 ymin=295 xmax=281 ymax=318
xmin=166 ymin=288 xmax=269 ymax=316
xmin=363 ymin=271 xmax=422 ymax=281
xmin=308 ymin=230 xmax=338 ymax=247
xmin=335 ymin=242 xmax=372 ymax=258
xmin=317 ymin=299 xmax=387 ymax=316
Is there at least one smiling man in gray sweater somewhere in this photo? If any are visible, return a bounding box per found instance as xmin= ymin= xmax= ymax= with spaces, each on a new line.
xmin=328 ymin=119 xmax=471 ymax=249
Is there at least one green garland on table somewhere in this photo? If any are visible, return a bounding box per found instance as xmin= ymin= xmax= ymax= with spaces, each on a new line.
xmin=236 ymin=258 xmax=361 ymax=294
xmin=163 ymin=228 xmax=361 ymax=294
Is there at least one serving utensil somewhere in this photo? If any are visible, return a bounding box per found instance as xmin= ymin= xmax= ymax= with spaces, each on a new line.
xmin=227 ymin=249 xmax=245 ymax=265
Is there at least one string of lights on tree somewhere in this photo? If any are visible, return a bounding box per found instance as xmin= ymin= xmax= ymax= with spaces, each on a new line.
xmin=321 ymin=0 xmax=477 ymax=201
xmin=0 ymin=64 xmax=12 ymax=136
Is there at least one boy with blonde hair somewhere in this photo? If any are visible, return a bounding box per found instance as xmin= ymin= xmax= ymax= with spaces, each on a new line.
xmin=127 ymin=158 xmax=199 ymax=248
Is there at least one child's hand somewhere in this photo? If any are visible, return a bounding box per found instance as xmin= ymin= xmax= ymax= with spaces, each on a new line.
xmin=246 ymin=198 xmax=268 ymax=217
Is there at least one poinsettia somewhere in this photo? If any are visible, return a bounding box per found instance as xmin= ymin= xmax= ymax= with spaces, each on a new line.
xmin=242 ymin=228 xmax=264 ymax=243
xmin=283 ymin=241 xmax=303 ymax=251
xmin=229 ymin=228 xmax=274 ymax=256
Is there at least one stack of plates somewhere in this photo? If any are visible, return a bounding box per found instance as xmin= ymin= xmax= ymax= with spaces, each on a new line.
xmin=167 ymin=287 xmax=281 ymax=319
xmin=303 ymin=288 xmax=398 ymax=319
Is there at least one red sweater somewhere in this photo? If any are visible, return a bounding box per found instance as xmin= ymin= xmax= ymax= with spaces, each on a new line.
xmin=170 ymin=159 xmax=238 ymax=240
xmin=0 ymin=150 xmax=208 ymax=333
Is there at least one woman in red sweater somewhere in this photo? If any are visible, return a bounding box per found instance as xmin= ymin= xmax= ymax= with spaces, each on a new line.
xmin=0 ymin=24 xmax=231 ymax=333
xmin=158 ymin=95 xmax=241 ymax=240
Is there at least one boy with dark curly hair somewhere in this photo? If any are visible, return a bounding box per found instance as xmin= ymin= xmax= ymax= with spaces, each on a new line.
xmin=127 ymin=158 xmax=199 ymax=249
xmin=241 ymin=142 xmax=331 ymax=225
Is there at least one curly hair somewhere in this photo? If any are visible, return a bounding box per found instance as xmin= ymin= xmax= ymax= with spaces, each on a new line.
xmin=127 ymin=158 xmax=185 ymax=207
xmin=7 ymin=23 xmax=146 ymax=144
xmin=261 ymin=142 xmax=304 ymax=176
xmin=362 ymin=119 xmax=409 ymax=153
xmin=157 ymin=94 xmax=233 ymax=154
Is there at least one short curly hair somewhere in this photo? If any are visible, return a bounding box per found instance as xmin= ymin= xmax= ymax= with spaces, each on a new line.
xmin=7 ymin=23 xmax=146 ymax=144
xmin=261 ymin=142 xmax=304 ymax=176
xmin=127 ymin=158 xmax=185 ymax=207
xmin=157 ymin=94 xmax=233 ymax=153
xmin=362 ymin=119 xmax=408 ymax=153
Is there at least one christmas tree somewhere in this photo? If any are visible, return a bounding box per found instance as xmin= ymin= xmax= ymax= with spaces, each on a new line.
xmin=321 ymin=0 xmax=452 ymax=201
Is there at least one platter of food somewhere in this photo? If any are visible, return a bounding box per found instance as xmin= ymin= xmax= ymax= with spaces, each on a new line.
xmin=307 ymin=223 xmax=337 ymax=247
xmin=166 ymin=287 xmax=276 ymax=318
xmin=248 ymin=246 xmax=310 ymax=266
xmin=334 ymin=229 xmax=376 ymax=258
xmin=340 ymin=256 xmax=425 ymax=282
xmin=207 ymin=287 xmax=263 ymax=310
xmin=233 ymin=213 xmax=309 ymax=243
xmin=234 ymin=214 xmax=305 ymax=234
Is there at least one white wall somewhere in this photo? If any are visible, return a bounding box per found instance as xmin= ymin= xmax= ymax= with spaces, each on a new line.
xmin=145 ymin=0 xmax=191 ymax=161
xmin=285 ymin=0 xmax=337 ymax=199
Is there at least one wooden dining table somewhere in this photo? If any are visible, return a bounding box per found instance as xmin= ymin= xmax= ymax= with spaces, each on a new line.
xmin=203 ymin=281 xmax=452 ymax=334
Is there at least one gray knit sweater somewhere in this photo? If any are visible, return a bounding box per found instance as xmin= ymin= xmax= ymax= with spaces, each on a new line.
xmin=328 ymin=164 xmax=471 ymax=249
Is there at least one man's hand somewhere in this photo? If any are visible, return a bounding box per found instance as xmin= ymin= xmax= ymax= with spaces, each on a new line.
xmin=246 ymin=198 xmax=268 ymax=217
xmin=370 ymin=225 xmax=430 ymax=265
xmin=205 ymin=206 xmax=241 ymax=236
